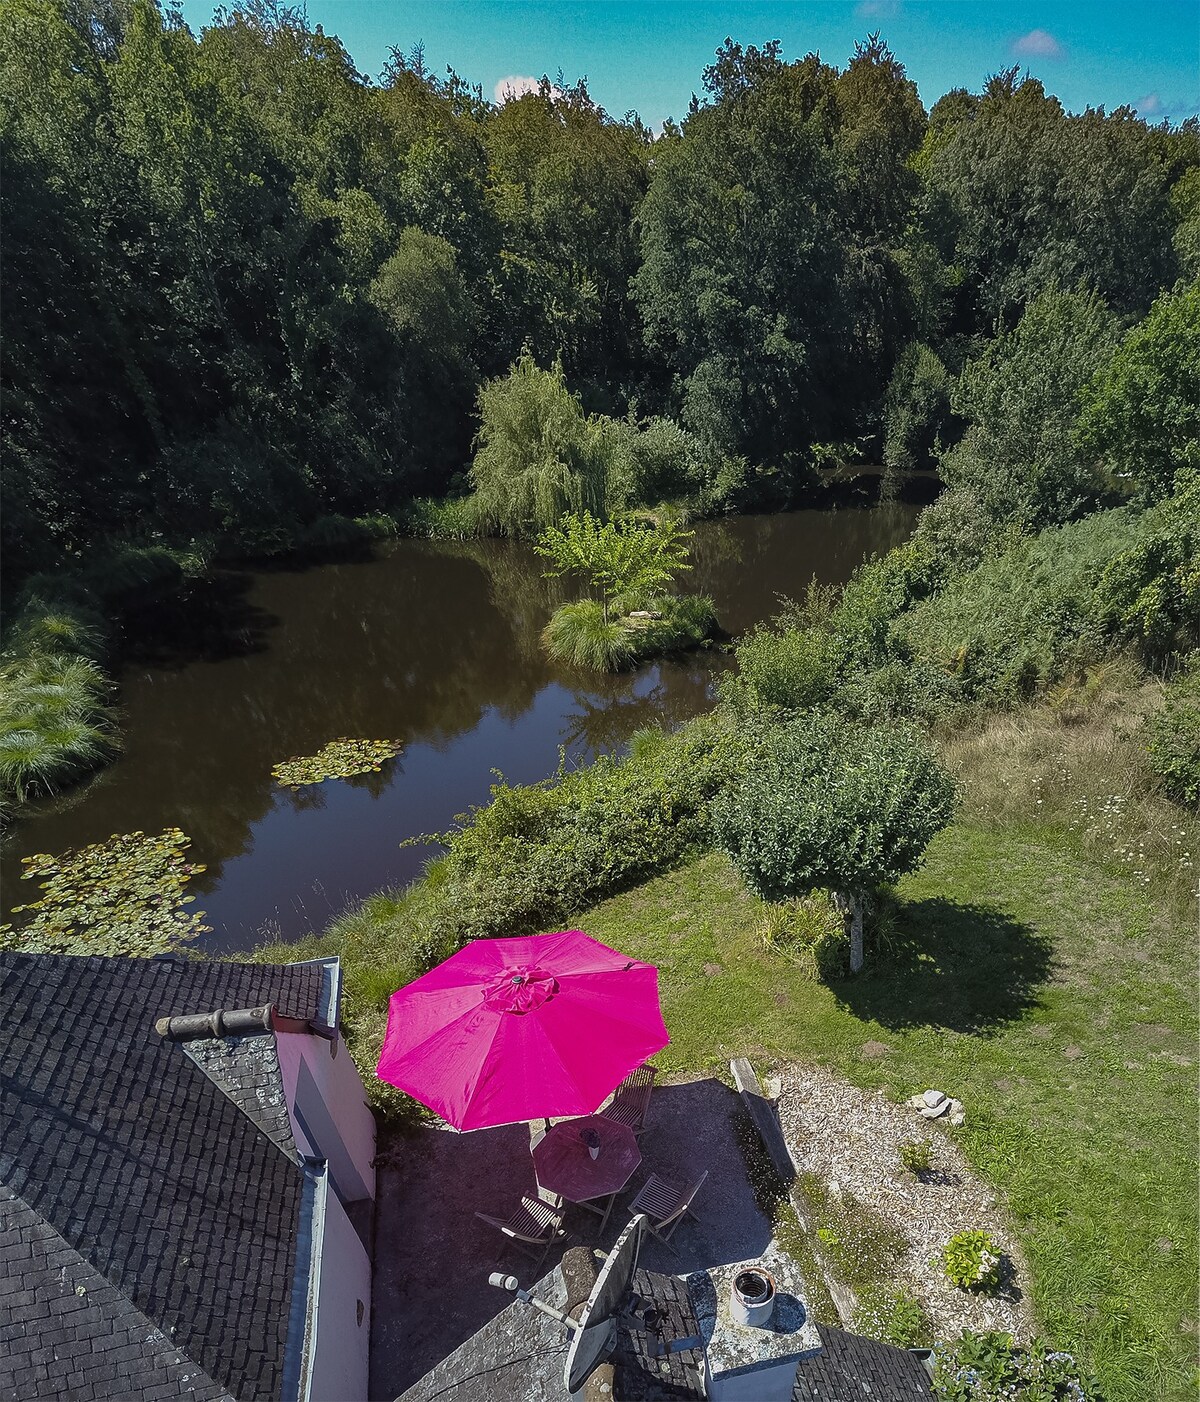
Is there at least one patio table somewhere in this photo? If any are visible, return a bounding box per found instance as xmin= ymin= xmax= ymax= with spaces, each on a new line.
xmin=532 ymin=1114 xmax=641 ymax=1231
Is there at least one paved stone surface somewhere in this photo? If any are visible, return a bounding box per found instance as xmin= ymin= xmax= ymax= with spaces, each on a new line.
xmin=370 ymin=1074 xmax=773 ymax=1400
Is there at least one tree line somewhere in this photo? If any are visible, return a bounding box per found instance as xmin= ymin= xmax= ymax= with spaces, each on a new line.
xmin=2 ymin=0 xmax=1197 ymax=586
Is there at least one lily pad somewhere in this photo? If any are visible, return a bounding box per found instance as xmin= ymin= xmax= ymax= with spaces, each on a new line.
xmin=0 ymin=827 xmax=210 ymax=957
xmin=272 ymin=738 xmax=404 ymax=789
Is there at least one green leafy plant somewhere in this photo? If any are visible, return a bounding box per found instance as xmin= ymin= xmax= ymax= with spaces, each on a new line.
xmin=899 ymin=1139 xmax=934 ymax=1176
xmin=855 ymin=1287 xmax=934 ymax=1348
xmin=0 ymin=828 xmax=209 ymax=957
xmin=933 ymin=1331 xmax=1104 ymax=1400
xmin=272 ymin=738 xmax=404 ymax=788
xmin=942 ymin=1230 xmax=1002 ymax=1291
xmin=535 ymin=510 xmax=694 ymax=622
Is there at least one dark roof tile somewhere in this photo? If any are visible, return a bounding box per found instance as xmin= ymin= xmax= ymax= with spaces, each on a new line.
xmin=0 ymin=952 xmax=329 ymax=1402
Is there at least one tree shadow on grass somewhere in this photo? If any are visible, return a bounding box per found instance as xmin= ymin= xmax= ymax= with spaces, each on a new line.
xmin=831 ymin=897 xmax=1054 ymax=1034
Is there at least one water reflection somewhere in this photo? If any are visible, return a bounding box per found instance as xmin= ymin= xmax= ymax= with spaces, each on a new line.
xmin=1 ymin=506 xmax=917 ymax=951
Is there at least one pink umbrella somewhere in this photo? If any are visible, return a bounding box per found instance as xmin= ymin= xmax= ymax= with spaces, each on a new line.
xmin=375 ymin=930 xmax=669 ymax=1131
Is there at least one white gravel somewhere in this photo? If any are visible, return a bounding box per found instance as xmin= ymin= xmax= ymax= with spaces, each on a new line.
xmin=777 ymin=1062 xmax=1036 ymax=1343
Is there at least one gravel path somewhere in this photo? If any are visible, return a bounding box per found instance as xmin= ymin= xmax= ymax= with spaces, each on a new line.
xmin=776 ymin=1063 xmax=1036 ymax=1343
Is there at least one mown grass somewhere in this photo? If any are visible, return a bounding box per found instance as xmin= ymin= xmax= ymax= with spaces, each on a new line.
xmin=573 ymin=689 xmax=1198 ymax=1402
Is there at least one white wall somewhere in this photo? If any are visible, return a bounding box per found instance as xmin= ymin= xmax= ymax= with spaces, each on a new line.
xmin=307 ymin=1181 xmax=372 ymax=1402
xmin=277 ymin=1026 xmax=377 ymax=1203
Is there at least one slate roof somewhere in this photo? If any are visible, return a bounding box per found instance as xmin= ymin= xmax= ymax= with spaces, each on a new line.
xmin=0 ymin=953 xmax=330 ymax=1402
xmin=793 ymin=1323 xmax=934 ymax=1399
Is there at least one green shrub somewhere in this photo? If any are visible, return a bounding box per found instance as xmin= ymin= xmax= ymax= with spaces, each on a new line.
xmin=1092 ymin=466 xmax=1200 ymax=661
xmin=84 ymin=544 xmax=185 ymax=603
xmin=883 ymin=341 xmax=957 ymax=475
xmin=898 ymin=1139 xmax=933 ymax=1175
xmin=604 ymin=414 xmax=748 ymax=514
xmin=711 ymin=713 xmax=956 ymax=970
xmin=855 ymin=1287 xmax=934 ymax=1348
xmin=901 ymin=511 xmax=1137 ymax=702
xmin=942 ymin=1229 xmax=1002 ymax=1291
xmin=833 ymin=656 xmax=961 ymax=725
xmin=939 ymin=289 xmax=1121 ymax=534
xmin=725 ymin=624 xmax=842 ymax=712
xmin=933 ymin=1331 xmax=1104 ymax=1401
xmin=1145 ymin=655 xmax=1200 ymax=808
xmin=401 ymin=495 xmax=478 ymax=539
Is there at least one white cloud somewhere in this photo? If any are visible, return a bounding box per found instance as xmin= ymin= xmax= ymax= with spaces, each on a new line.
xmin=855 ymin=0 xmax=901 ymax=17
xmin=1011 ymin=28 xmax=1065 ymax=59
xmin=494 ymin=74 xmax=565 ymax=104
xmin=1136 ymin=92 xmax=1163 ymax=114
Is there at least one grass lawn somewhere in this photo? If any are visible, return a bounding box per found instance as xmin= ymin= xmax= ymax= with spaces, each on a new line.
xmin=581 ymin=829 xmax=1197 ymax=1402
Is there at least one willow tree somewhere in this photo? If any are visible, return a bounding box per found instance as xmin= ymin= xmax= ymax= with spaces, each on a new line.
xmin=468 ymin=356 xmax=607 ymax=535
xmin=711 ymin=714 xmax=956 ymax=972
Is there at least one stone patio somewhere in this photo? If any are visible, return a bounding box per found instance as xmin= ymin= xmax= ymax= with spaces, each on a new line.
xmin=369 ymin=1074 xmax=776 ymax=1400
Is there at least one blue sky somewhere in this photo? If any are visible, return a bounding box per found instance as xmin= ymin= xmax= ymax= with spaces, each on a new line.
xmin=180 ymin=0 xmax=1199 ymax=128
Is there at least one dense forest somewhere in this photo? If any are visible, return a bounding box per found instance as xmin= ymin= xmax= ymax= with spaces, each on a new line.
xmin=3 ymin=0 xmax=1197 ymax=581
xmin=1 ymin=0 xmax=1198 ymax=817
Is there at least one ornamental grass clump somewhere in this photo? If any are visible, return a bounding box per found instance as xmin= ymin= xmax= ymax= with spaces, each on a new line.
xmin=541 ymin=599 xmax=637 ymax=671
xmin=0 ymin=652 xmax=115 ymax=810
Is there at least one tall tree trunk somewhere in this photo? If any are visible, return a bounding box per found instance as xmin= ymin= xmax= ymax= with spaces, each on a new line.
xmin=834 ymin=890 xmax=865 ymax=973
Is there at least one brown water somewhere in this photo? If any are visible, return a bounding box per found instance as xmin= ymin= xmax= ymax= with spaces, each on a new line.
xmin=1 ymin=507 xmax=918 ymax=951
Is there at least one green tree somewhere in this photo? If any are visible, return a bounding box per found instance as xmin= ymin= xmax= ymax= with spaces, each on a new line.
xmin=921 ymin=70 xmax=1197 ymax=329
xmin=920 ymin=289 xmax=1121 ymax=567
xmin=711 ymin=714 xmax=956 ymax=971
xmin=635 ymin=37 xmax=923 ymax=477
xmin=1077 ymin=280 xmax=1200 ymax=506
xmin=534 ymin=511 xmax=693 ymax=621
xmin=469 ymin=356 xmax=607 ymax=534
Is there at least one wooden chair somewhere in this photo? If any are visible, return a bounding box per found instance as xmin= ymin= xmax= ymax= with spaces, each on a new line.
xmin=600 ymin=1063 xmax=658 ymax=1138
xmin=628 ymin=1170 xmax=708 ymax=1252
xmin=475 ymin=1195 xmax=567 ymax=1273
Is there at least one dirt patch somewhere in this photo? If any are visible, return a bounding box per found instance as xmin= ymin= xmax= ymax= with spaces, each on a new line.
xmin=860 ymin=1040 xmax=894 ymax=1060
xmin=777 ymin=1064 xmax=1035 ymax=1344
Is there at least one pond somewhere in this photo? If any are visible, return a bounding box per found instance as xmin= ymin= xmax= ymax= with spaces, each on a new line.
xmin=1 ymin=506 xmax=919 ymax=952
